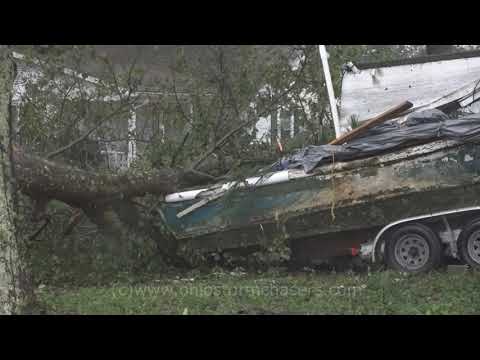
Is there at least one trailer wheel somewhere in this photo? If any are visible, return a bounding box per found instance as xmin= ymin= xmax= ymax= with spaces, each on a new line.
xmin=385 ymin=223 xmax=442 ymax=273
xmin=457 ymin=220 xmax=480 ymax=270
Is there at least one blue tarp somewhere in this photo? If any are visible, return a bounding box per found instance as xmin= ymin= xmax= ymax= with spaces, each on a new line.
xmin=270 ymin=109 xmax=480 ymax=173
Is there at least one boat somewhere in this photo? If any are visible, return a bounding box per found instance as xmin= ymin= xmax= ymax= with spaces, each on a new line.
xmin=157 ymin=110 xmax=480 ymax=272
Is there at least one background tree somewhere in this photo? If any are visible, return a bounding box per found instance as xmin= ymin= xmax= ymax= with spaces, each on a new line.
xmin=0 ymin=45 xmax=32 ymax=314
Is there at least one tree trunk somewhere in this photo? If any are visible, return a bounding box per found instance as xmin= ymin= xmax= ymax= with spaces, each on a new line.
xmin=8 ymin=140 xmax=219 ymax=262
xmin=13 ymin=147 xmax=181 ymax=209
xmin=0 ymin=45 xmax=21 ymax=314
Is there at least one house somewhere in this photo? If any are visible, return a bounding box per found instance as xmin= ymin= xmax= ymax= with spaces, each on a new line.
xmin=12 ymin=45 xmax=300 ymax=168
xmin=11 ymin=46 xmax=206 ymax=169
xmin=19 ymin=45 xmax=479 ymax=170
xmin=339 ymin=49 xmax=480 ymax=133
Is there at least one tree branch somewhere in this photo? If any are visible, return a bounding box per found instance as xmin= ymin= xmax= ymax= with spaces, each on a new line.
xmin=46 ymin=102 xmax=131 ymax=159
xmin=190 ymin=60 xmax=307 ymax=171
xmin=28 ymin=218 xmax=50 ymax=242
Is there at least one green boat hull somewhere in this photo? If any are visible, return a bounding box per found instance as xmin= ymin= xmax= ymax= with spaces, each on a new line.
xmin=158 ymin=140 xmax=480 ymax=253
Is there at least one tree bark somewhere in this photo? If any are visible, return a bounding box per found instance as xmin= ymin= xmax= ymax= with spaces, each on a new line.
xmin=13 ymin=147 xmax=181 ymax=209
xmin=0 ymin=46 xmax=21 ymax=314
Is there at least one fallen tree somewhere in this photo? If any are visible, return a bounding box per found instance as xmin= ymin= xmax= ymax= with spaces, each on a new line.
xmin=10 ymin=145 xmax=224 ymax=262
xmin=14 ymin=145 xmax=180 ymax=207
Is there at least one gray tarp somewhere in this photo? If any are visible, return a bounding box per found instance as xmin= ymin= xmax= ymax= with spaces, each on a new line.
xmin=270 ymin=110 xmax=480 ymax=173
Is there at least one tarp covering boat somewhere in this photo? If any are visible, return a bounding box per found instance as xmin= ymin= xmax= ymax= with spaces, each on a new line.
xmin=270 ymin=109 xmax=480 ymax=173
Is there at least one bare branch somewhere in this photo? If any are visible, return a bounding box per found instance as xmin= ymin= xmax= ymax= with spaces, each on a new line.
xmin=28 ymin=218 xmax=51 ymax=242
xmin=169 ymin=130 xmax=190 ymax=167
xmin=190 ymin=58 xmax=307 ymax=171
xmin=46 ymin=102 xmax=131 ymax=159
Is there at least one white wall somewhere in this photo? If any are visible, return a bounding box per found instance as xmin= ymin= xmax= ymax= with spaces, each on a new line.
xmin=340 ymin=55 xmax=480 ymax=132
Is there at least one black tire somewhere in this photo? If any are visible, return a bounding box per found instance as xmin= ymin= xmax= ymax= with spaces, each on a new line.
xmin=384 ymin=223 xmax=442 ymax=273
xmin=457 ymin=219 xmax=480 ymax=270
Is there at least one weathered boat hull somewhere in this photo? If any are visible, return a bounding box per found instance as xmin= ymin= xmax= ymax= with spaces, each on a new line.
xmin=158 ymin=140 xmax=480 ymax=255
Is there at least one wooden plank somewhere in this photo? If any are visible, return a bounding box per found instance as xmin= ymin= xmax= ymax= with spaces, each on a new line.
xmin=176 ymin=192 xmax=224 ymax=219
xmin=329 ymin=101 xmax=413 ymax=145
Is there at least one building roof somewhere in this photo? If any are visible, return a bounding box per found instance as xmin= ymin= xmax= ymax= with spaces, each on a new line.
xmin=12 ymin=45 xmax=291 ymax=96
xmin=355 ymin=49 xmax=480 ymax=70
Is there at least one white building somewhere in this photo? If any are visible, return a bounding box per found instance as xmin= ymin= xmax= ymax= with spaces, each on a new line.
xmin=339 ymin=49 xmax=480 ymax=133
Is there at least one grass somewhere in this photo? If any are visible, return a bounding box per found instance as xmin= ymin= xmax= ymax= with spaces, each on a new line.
xmin=38 ymin=268 xmax=480 ymax=315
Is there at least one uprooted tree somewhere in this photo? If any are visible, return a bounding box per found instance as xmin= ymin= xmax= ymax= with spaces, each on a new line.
xmin=3 ymin=45 xmax=430 ymax=296
xmin=10 ymin=47 xmax=286 ymax=254
xmin=11 ymin=45 xmax=329 ymax=264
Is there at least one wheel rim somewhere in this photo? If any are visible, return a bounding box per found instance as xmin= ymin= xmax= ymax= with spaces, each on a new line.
xmin=394 ymin=234 xmax=430 ymax=271
xmin=466 ymin=230 xmax=480 ymax=265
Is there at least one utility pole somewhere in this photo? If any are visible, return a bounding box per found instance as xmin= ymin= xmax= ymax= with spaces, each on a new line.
xmin=319 ymin=45 xmax=341 ymax=137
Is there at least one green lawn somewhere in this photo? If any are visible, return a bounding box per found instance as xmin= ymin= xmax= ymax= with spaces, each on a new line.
xmin=38 ymin=269 xmax=480 ymax=315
